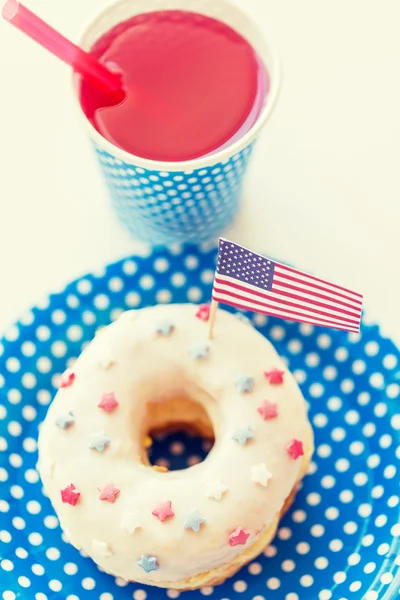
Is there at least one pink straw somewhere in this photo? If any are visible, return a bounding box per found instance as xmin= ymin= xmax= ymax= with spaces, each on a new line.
xmin=2 ymin=0 xmax=123 ymax=99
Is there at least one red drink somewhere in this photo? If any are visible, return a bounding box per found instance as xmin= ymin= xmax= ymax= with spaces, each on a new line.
xmin=79 ymin=10 xmax=269 ymax=162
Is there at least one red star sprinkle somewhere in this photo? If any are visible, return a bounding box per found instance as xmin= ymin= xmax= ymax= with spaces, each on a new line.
xmin=229 ymin=527 xmax=250 ymax=547
xmin=61 ymin=483 xmax=80 ymax=506
xmin=196 ymin=304 xmax=210 ymax=322
xmin=98 ymin=482 xmax=120 ymax=503
xmin=264 ymin=367 xmax=285 ymax=384
xmin=287 ymin=439 xmax=304 ymax=460
xmin=98 ymin=392 xmax=119 ymax=413
xmin=257 ymin=400 xmax=278 ymax=420
xmin=152 ymin=500 xmax=174 ymax=522
xmin=59 ymin=368 xmax=75 ymax=388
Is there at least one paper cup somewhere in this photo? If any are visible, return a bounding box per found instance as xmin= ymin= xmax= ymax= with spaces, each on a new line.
xmin=73 ymin=0 xmax=280 ymax=245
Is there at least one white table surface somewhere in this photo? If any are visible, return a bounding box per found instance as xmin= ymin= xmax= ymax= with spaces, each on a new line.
xmin=0 ymin=0 xmax=399 ymax=348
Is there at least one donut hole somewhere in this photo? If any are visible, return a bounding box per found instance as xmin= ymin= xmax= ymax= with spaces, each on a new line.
xmin=144 ymin=396 xmax=215 ymax=471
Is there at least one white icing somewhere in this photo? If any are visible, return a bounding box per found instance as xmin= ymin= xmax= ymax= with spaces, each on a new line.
xmin=38 ymin=304 xmax=311 ymax=584
xmin=92 ymin=539 xmax=112 ymax=556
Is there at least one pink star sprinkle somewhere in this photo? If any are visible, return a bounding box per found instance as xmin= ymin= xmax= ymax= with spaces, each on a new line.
xmin=59 ymin=368 xmax=75 ymax=388
xmin=257 ymin=400 xmax=278 ymax=420
xmin=287 ymin=439 xmax=304 ymax=460
xmin=264 ymin=367 xmax=285 ymax=384
xmin=61 ymin=483 xmax=80 ymax=506
xmin=152 ymin=500 xmax=174 ymax=522
xmin=98 ymin=482 xmax=120 ymax=503
xmin=98 ymin=392 xmax=119 ymax=413
xmin=196 ymin=304 xmax=210 ymax=322
xmin=229 ymin=527 xmax=250 ymax=547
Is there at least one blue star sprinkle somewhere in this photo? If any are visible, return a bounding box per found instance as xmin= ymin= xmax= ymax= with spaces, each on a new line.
xmin=232 ymin=426 xmax=254 ymax=446
xmin=55 ymin=411 xmax=74 ymax=429
xmin=89 ymin=431 xmax=111 ymax=452
xmin=156 ymin=319 xmax=174 ymax=336
xmin=184 ymin=509 xmax=207 ymax=532
xmin=235 ymin=374 xmax=254 ymax=393
xmin=189 ymin=341 xmax=209 ymax=360
xmin=137 ymin=555 xmax=159 ymax=573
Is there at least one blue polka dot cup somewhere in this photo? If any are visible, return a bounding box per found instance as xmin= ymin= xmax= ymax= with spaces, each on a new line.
xmin=73 ymin=0 xmax=280 ymax=245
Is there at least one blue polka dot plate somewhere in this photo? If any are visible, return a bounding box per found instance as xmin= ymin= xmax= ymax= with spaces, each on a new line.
xmin=0 ymin=244 xmax=399 ymax=600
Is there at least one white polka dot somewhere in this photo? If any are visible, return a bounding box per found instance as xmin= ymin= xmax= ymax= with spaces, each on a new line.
xmin=383 ymin=354 xmax=398 ymax=369
xmin=358 ymin=503 xmax=372 ymax=517
xmin=364 ymin=562 xmax=376 ymax=574
xmin=365 ymin=341 xmax=379 ymax=356
xmin=253 ymin=314 xmax=267 ymax=327
xmin=321 ymin=475 xmax=335 ymax=489
xmin=22 ymin=405 xmax=37 ymax=421
xmin=363 ymin=422 xmax=376 ymax=437
xmin=364 ymin=593 xmax=378 ymax=600
xmin=343 ymin=521 xmax=358 ymax=534
xmin=292 ymin=510 xmax=307 ymax=523
xmin=12 ymin=517 xmax=25 ymax=529
xmin=10 ymin=485 xmax=24 ymax=499
xmin=353 ymin=472 xmax=368 ymax=486
xmin=64 ymin=562 xmax=78 ymax=575
xmin=357 ymin=391 xmax=371 ymax=405
xmin=331 ymin=427 xmax=346 ymax=442
xmin=49 ymin=580 xmax=62 ymax=592
xmin=315 ymin=556 xmax=329 ymax=569
xmin=8 ymin=421 xmax=22 ymax=436
xmin=200 ymin=587 xmax=213 ymax=596
xmin=24 ymin=469 xmax=39 ymax=483
xmin=296 ymin=542 xmax=310 ymax=555
xmin=367 ymin=454 xmax=380 ymax=468
xmin=300 ymin=575 xmax=313 ymax=587
xmin=294 ymin=369 xmax=307 ymax=384
xmin=288 ymin=339 xmax=302 ymax=354
xmin=0 ymin=466 xmax=8 ymax=481
xmin=388 ymin=495 xmax=399 ymax=508
xmin=352 ymin=359 xmax=366 ymax=374
xmin=156 ymin=289 xmax=172 ymax=303
xmin=267 ymin=577 xmax=281 ymax=590
xmin=380 ymin=572 xmax=393 ymax=584
xmin=306 ymin=492 xmax=321 ymax=506
xmin=6 ymin=358 xmax=21 ymax=373
xmin=383 ymin=465 xmax=396 ymax=479
xmin=36 ymin=326 xmax=51 ymax=341
xmin=319 ymin=593 xmax=332 ymax=600
xmin=94 ymin=294 xmax=110 ymax=310
xmin=309 ymin=383 xmax=324 ymax=397
xmin=340 ymin=378 xmax=355 ymax=393
xmin=28 ymin=532 xmax=43 ymax=546
xmin=380 ymin=434 xmax=393 ymax=449
xmin=310 ymin=524 xmax=325 ymax=537
xmin=333 ymin=571 xmax=346 ymax=584
xmin=378 ymin=542 xmax=390 ymax=555
xmin=327 ymin=396 xmax=342 ymax=411
xmin=0 ymin=500 xmax=10 ymax=513
xmin=18 ymin=576 xmax=31 ymax=587
xmin=306 ymin=353 xmax=320 ymax=367
xmin=374 ymin=402 xmax=388 ymax=417
xmin=81 ymin=577 xmax=96 ymax=590
xmin=0 ymin=405 xmax=7 ymax=420
xmin=1 ymin=530 xmax=11 ymax=543
xmin=348 ymin=553 xmax=361 ymax=566
xmin=166 ymin=591 xmax=180 ymax=599
xmin=66 ymin=325 xmax=83 ymax=342
xmin=114 ymin=577 xmax=128 ymax=587
xmin=372 ymin=485 xmax=384 ymax=499
xmin=233 ymin=580 xmax=247 ymax=593
xmin=15 ymin=547 xmax=28 ymax=559
xmin=329 ymin=539 xmax=343 ymax=552
xmin=248 ymin=562 xmax=262 ymax=575
xmin=133 ymin=591 xmax=147 ymax=600
xmin=375 ymin=514 xmax=387 ymax=527
xmin=349 ymin=441 xmax=364 ymax=455
xmin=2 ymin=592 xmax=16 ymax=600
xmin=323 ymin=366 xmax=337 ymax=380
xmin=386 ymin=383 xmax=399 ymax=398
xmin=345 ymin=409 xmax=360 ymax=425
xmin=270 ymin=326 xmax=285 ymax=341
xmin=370 ymin=372 xmax=385 ymax=388
xmin=313 ymin=413 xmax=328 ymax=427
xmin=1 ymin=559 xmax=14 ymax=571
xmin=22 ymin=373 xmax=36 ymax=389
xmin=277 ymin=527 xmax=292 ymax=540
xmin=264 ymin=545 xmax=277 ymax=557
xmin=35 ymin=594 xmax=48 ymax=600
xmin=391 ymin=415 xmax=400 ymax=430
xmin=335 ymin=347 xmax=348 ymax=361
xmin=281 ymin=559 xmax=296 ymax=572
xmin=46 ymin=547 xmax=60 ymax=560
xmin=27 ymin=501 xmax=41 ymax=514
xmin=23 ymin=438 xmax=37 ymax=452
xmin=32 ymin=564 xmax=45 ymax=576
xmin=391 ymin=523 xmax=400 ymax=536
xmin=325 ymin=507 xmax=339 ymax=520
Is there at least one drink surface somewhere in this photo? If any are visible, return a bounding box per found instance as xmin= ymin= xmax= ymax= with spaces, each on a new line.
xmin=79 ymin=10 xmax=268 ymax=161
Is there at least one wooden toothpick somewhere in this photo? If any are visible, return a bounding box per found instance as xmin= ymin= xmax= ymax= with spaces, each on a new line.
xmin=208 ymin=300 xmax=218 ymax=339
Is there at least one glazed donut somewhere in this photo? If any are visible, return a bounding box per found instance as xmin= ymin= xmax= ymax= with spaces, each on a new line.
xmin=38 ymin=304 xmax=313 ymax=589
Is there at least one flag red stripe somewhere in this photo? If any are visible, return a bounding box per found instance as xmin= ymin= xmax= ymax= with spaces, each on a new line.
xmin=211 ymin=294 xmax=360 ymax=332
xmin=270 ymin=284 xmax=361 ymax=318
xmin=214 ymin=279 xmax=360 ymax=326
xmin=275 ymin=262 xmax=363 ymax=299
xmin=271 ymin=279 xmax=360 ymax=311
xmin=274 ymin=269 xmax=363 ymax=305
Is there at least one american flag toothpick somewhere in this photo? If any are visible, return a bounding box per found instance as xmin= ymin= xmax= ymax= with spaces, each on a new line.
xmin=208 ymin=238 xmax=363 ymax=338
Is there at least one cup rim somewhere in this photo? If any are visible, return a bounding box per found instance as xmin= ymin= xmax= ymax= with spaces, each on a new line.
xmin=72 ymin=0 xmax=281 ymax=171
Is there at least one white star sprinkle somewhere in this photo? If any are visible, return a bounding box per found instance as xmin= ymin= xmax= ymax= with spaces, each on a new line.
xmin=97 ymin=348 xmax=115 ymax=369
xmin=92 ymin=539 xmax=112 ymax=556
xmin=205 ymin=480 xmax=229 ymax=501
xmin=251 ymin=463 xmax=272 ymax=487
xmin=120 ymin=510 xmax=142 ymax=535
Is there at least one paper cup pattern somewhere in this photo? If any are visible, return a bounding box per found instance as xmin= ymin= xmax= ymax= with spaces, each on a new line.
xmin=75 ymin=0 xmax=280 ymax=245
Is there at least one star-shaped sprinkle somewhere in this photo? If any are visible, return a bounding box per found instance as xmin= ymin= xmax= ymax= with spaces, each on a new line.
xmin=92 ymin=539 xmax=112 ymax=556
xmin=184 ymin=509 xmax=206 ymax=532
xmin=251 ymin=463 xmax=273 ymax=486
xmin=287 ymin=439 xmax=304 ymax=460
xmin=98 ymin=482 xmax=120 ymax=502
xmin=196 ymin=304 xmax=210 ymax=321
xmin=152 ymin=500 xmax=174 ymax=522
xmin=232 ymin=426 xmax=254 ymax=446
xmin=156 ymin=319 xmax=174 ymax=336
xmin=257 ymin=400 xmax=278 ymax=420
xmin=229 ymin=527 xmax=250 ymax=547
xmin=98 ymin=392 xmax=119 ymax=413
xmin=120 ymin=510 xmax=142 ymax=535
xmin=189 ymin=341 xmax=209 ymax=360
xmin=205 ymin=480 xmax=228 ymax=501
xmin=61 ymin=483 xmax=80 ymax=506
xmin=89 ymin=431 xmax=111 ymax=452
xmin=55 ymin=411 xmax=75 ymax=429
xmin=97 ymin=348 xmax=115 ymax=369
xmin=59 ymin=368 xmax=75 ymax=388
xmin=235 ymin=374 xmax=254 ymax=393
xmin=137 ymin=555 xmax=159 ymax=573
xmin=264 ymin=367 xmax=285 ymax=384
